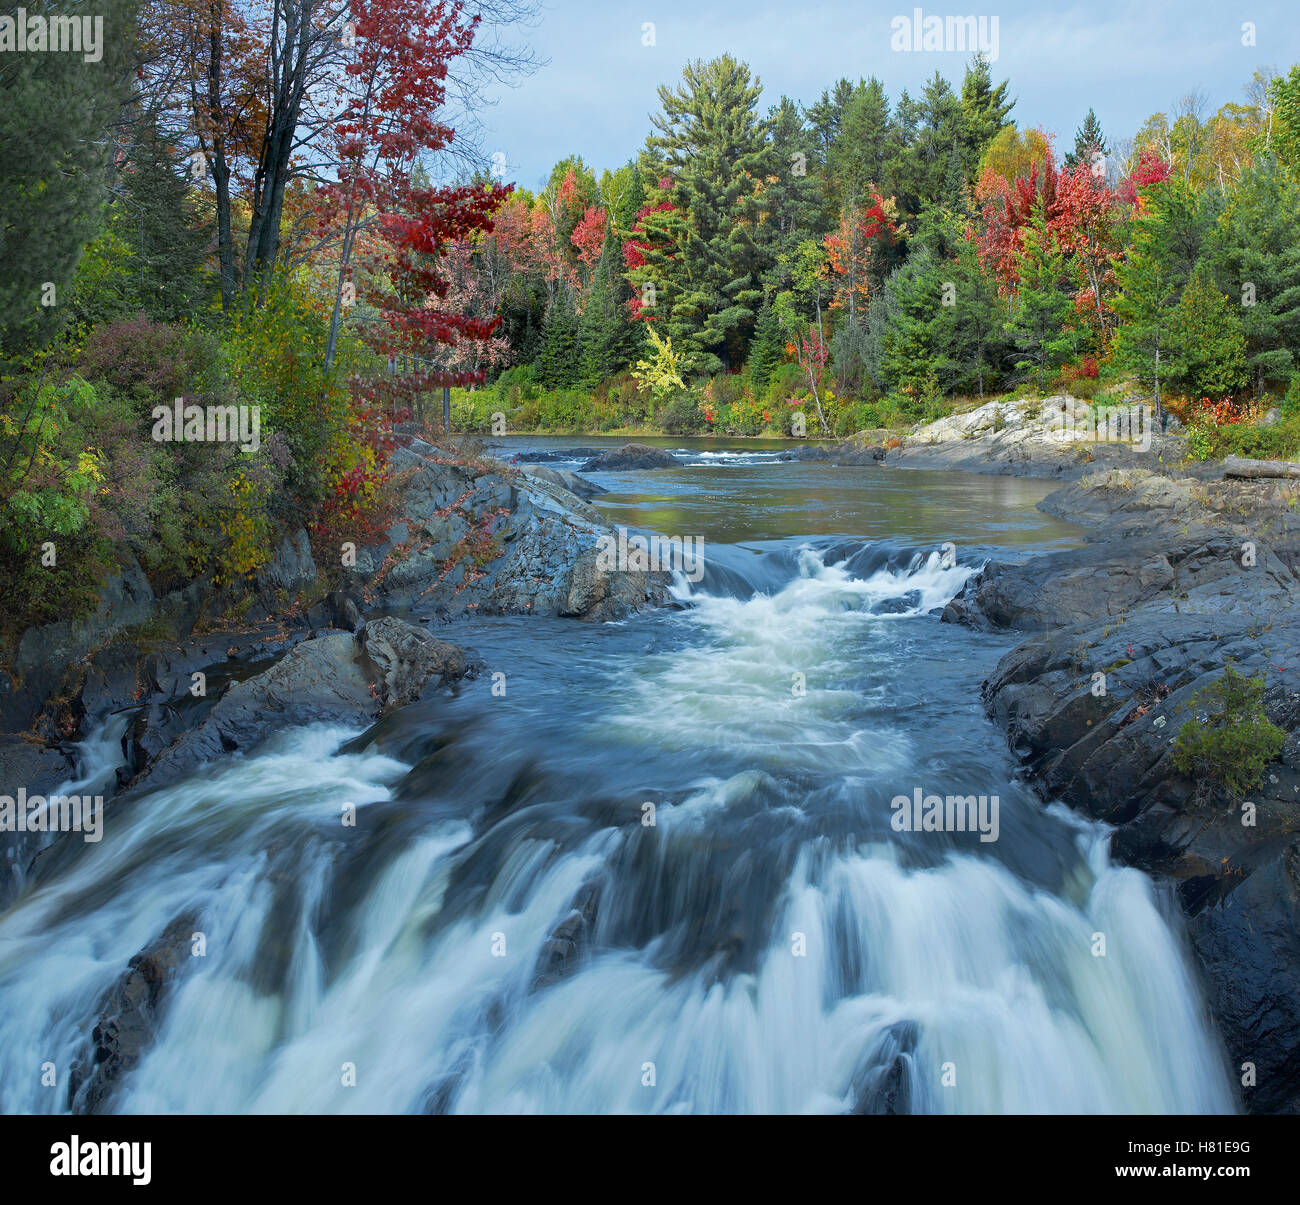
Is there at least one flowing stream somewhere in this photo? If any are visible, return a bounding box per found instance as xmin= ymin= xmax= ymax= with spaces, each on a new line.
xmin=0 ymin=442 xmax=1236 ymax=1114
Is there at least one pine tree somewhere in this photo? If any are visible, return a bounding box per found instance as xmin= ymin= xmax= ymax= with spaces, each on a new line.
xmin=0 ymin=0 xmax=137 ymax=363
xmin=115 ymin=122 xmax=210 ymax=321
xmin=764 ymin=96 xmax=827 ymax=281
xmin=1064 ymin=109 xmax=1108 ymax=171
xmin=635 ymin=56 xmax=774 ymax=374
xmin=1204 ymin=156 xmax=1300 ymax=394
xmin=959 ymin=53 xmax=1016 ymax=179
xmin=1112 ymin=176 xmax=1208 ymax=416
xmin=805 ymin=78 xmax=857 ymax=164
xmin=537 ymin=290 xmax=582 ymax=389
xmin=747 ymin=297 xmax=783 ymax=390
xmin=827 ymin=78 xmax=890 ymax=211
xmin=869 ymin=247 xmax=950 ymax=394
xmin=1005 ymin=203 xmax=1079 ymax=391
xmin=579 ymin=237 xmax=635 ymax=387
xmin=941 ymin=228 xmax=1009 ymax=397
xmin=904 ymin=73 xmax=967 ymax=216
xmin=1168 ymin=266 xmax=1249 ymax=398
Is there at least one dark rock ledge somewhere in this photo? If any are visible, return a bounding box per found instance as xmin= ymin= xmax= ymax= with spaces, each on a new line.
xmin=943 ymin=466 xmax=1300 ymax=1113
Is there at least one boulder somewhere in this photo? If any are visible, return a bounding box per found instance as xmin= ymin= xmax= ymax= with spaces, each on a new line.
xmin=69 ymin=912 xmax=199 ymax=1113
xmin=132 ymin=621 xmax=472 ymax=790
xmin=362 ymin=441 xmax=672 ymax=621
xmin=580 ymin=443 xmax=681 ymax=471
xmin=256 ymin=528 xmax=317 ymax=595
xmin=520 ymin=464 xmax=606 ymax=499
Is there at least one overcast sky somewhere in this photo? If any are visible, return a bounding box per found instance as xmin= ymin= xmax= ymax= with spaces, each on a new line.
xmin=470 ymin=0 xmax=1300 ymax=190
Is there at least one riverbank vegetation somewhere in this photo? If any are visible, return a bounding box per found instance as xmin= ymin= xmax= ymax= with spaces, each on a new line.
xmin=3 ymin=0 xmax=1300 ymax=642
xmin=439 ymin=55 xmax=1300 ymax=457
xmin=0 ymin=0 xmax=535 ymax=641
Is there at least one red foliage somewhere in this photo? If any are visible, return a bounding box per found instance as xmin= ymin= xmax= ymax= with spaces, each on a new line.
xmin=571 ymin=205 xmax=608 ymax=275
xmin=824 ymin=194 xmax=897 ymax=317
xmin=1118 ymin=150 xmax=1172 ymax=206
xmin=623 ymin=178 xmax=677 ymax=321
xmin=1062 ymin=355 xmax=1100 ymax=380
xmin=361 ymin=179 xmax=513 ymax=398
xmin=1194 ymin=396 xmax=1242 ymax=426
xmin=975 ymin=155 xmax=1059 ymax=292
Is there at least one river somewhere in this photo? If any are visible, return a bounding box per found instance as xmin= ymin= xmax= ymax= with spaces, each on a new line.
xmin=0 ymin=437 xmax=1236 ymax=1113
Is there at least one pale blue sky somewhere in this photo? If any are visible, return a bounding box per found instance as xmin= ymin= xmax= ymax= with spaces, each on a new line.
xmin=469 ymin=0 xmax=1300 ymax=189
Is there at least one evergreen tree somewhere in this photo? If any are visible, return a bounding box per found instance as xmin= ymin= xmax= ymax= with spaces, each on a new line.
xmin=747 ymin=297 xmax=783 ymax=390
xmin=1112 ymin=176 xmax=1209 ymax=416
xmin=827 ymin=78 xmax=890 ymax=211
xmin=805 ymin=78 xmax=857 ymax=164
xmin=1005 ymin=203 xmax=1079 ymax=391
xmin=1064 ymin=108 xmax=1108 ymax=171
xmin=942 ymin=226 xmax=1009 ymax=397
xmin=764 ymin=96 xmax=827 ymax=281
xmin=904 ymin=73 xmax=967 ymax=216
xmin=1168 ymin=265 xmax=1250 ymax=398
xmin=0 ymin=0 xmax=137 ymax=363
xmin=579 ymin=237 xmax=636 ymax=387
xmin=537 ymin=290 xmax=582 ymax=389
xmin=883 ymin=88 xmax=921 ymax=219
xmin=114 ymin=122 xmax=210 ymax=321
xmin=634 ymin=56 xmax=774 ymax=374
xmin=868 ymin=246 xmax=949 ymax=394
xmin=1204 ymin=156 xmax=1300 ymax=394
xmin=959 ymin=53 xmax=1016 ymax=178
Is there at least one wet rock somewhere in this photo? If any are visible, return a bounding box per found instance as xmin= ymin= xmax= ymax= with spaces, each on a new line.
xmin=533 ymin=882 xmax=601 ymax=989
xmin=0 ymin=735 xmax=79 ymax=905
xmin=943 ymin=534 xmax=1297 ymax=632
xmin=581 ymin=443 xmax=681 ymax=471
xmin=971 ymin=466 xmax=1300 ymax=1113
xmin=257 ymin=528 xmax=317 ymax=595
xmin=365 ymin=441 xmax=671 ymax=621
xmin=509 ymin=447 xmax=601 ymax=464
xmin=131 ymin=621 xmax=472 ymax=790
xmin=849 ymin=1021 xmax=918 ymax=1115
xmin=4 ymin=557 xmax=156 ymax=733
xmin=359 ymin=617 xmax=471 ymax=711
xmin=69 ymin=912 xmax=200 ymax=1114
xmin=776 ymin=446 xmax=833 ymax=462
xmin=520 ymin=464 xmax=605 ymax=499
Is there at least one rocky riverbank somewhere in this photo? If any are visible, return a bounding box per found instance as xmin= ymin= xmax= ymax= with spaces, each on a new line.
xmin=942 ymin=463 xmax=1300 ymax=1113
xmin=883 ymin=395 xmax=1201 ymax=480
xmin=0 ymin=437 xmax=670 ymax=905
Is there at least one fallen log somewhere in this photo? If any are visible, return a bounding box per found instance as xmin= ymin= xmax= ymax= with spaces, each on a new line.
xmin=1222 ymin=455 xmax=1300 ymax=480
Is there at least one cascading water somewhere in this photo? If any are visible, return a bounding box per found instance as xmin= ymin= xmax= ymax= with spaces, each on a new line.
xmin=0 ymin=540 xmax=1236 ymax=1115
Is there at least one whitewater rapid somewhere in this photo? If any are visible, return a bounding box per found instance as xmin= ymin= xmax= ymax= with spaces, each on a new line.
xmin=0 ymin=543 xmax=1236 ymax=1114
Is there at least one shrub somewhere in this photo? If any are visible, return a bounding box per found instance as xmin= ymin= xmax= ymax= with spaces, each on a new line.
xmin=78 ymin=314 xmax=197 ymax=403
xmin=764 ymin=362 xmax=806 ymax=410
xmin=1172 ymin=663 xmax=1286 ymax=795
xmin=1283 ymin=373 xmax=1300 ymax=418
xmin=1185 ymin=414 xmax=1300 ymax=462
xmin=656 ymin=391 xmax=708 ymax=435
xmin=495 ymin=363 xmax=540 ymax=404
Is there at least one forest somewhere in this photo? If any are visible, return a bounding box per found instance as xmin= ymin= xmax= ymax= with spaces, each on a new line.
xmin=2 ymin=0 xmax=1299 ymax=636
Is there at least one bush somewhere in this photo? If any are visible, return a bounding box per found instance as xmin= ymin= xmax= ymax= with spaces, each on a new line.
xmin=1172 ymin=663 xmax=1286 ymax=795
xmin=1283 ymin=374 xmax=1300 ymax=418
xmin=1185 ymin=414 xmax=1300 ymax=462
xmin=764 ymin=362 xmax=806 ymax=410
xmin=705 ymin=373 xmax=746 ymax=409
xmin=495 ymin=363 xmax=541 ymax=405
xmin=656 ymin=392 xmax=708 ymax=435
xmin=78 ymin=314 xmax=198 ymax=403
